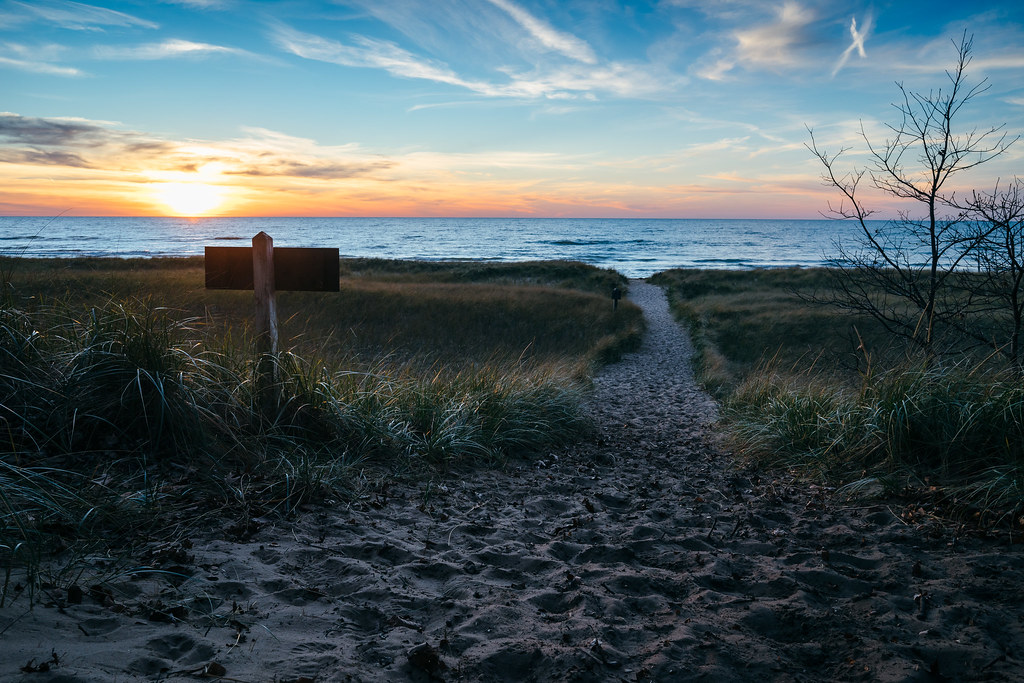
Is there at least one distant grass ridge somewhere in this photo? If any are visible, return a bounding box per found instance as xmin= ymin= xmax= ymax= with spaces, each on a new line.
xmin=339 ymin=257 xmax=624 ymax=295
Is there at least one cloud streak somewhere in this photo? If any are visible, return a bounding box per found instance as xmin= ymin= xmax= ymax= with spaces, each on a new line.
xmin=11 ymin=0 xmax=158 ymax=31
xmin=0 ymin=40 xmax=85 ymax=76
xmin=0 ymin=113 xmax=396 ymax=183
xmin=831 ymin=13 xmax=872 ymax=77
xmin=0 ymin=113 xmax=114 ymax=146
xmin=272 ymin=25 xmax=495 ymax=93
xmin=93 ymin=39 xmax=248 ymax=60
xmin=159 ymin=0 xmax=232 ymax=8
xmin=484 ymin=0 xmax=597 ymax=64
xmin=0 ymin=54 xmax=83 ymax=76
xmin=226 ymin=160 xmax=394 ymax=179
xmin=0 ymin=148 xmax=91 ymax=167
xmin=271 ymin=22 xmax=662 ymax=100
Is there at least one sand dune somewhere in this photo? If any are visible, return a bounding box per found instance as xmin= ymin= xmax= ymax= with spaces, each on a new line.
xmin=2 ymin=282 xmax=1022 ymax=682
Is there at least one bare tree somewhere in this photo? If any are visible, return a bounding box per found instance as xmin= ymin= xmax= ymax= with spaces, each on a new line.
xmin=963 ymin=179 xmax=1024 ymax=367
xmin=807 ymin=34 xmax=1015 ymax=355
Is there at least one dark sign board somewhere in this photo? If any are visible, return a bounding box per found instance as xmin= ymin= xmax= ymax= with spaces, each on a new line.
xmin=205 ymin=246 xmax=340 ymax=292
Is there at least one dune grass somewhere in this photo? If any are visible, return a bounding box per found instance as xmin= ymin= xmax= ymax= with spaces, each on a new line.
xmin=0 ymin=256 xmax=643 ymax=604
xmin=649 ymin=268 xmax=891 ymax=393
xmin=338 ymin=257 xmax=624 ymax=293
xmin=2 ymin=256 xmax=637 ymax=371
xmin=653 ymin=268 xmax=1024 ymax=527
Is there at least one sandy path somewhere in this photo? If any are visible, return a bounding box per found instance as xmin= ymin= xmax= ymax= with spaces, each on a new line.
xmin=3 ymin=282 xmax=1023 ymax=682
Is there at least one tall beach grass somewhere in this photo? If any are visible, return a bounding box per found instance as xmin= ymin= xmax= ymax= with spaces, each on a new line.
xmin=0 ymin=257 xmax=643 ymax=603
xmin=654 ymin=268 xmax=1024 ymax=526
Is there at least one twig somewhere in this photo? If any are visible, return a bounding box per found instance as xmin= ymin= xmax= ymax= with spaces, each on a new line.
xmin=728 ymin=518 xmax=743 ymax=539
xmin=887 ymin=505 xmax=910 ymax=526
xmin=0 ymin=608 xmax=32 ymax=637
xmin=706 ymin=517 xmax=719 ymax=540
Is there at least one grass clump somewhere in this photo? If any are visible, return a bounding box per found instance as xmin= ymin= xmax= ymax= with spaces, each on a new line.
xmin=653 ymin=267 xmax=1024 ymax=526
xmin=728 ymin=364 xmax=1024 ymax=477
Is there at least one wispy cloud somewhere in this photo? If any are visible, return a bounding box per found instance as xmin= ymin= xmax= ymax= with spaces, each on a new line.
xmin=0 ymin=113 xmax=396 ymax=182
xmin=272 ymin=24 xmax=496 ymax=93
xmin=10 ymin=0 xmax=158 ymax=31
xmin=222 ymin=127 xmax=396 ymax=180
xmin=225 ymin=159 xmax=393 ymax=179
xmin=0 ymin=55 xmax=83 ymax=76
xmin=874 ymin=40 xmax=1024 ymax=77
xmin=333 ymin=0 xmax=545 ymax=64
xmin=733 ymin=1 xmax=815 ymax=70
xmin=662 ymin=0 xmax=766 ymax=19
xmin=681 ymin=136 xmax=752 ymax=157
xmin=691 ymin=49 xmax=732 ymax=82
xmin=0 ymin=40 xmax=84 ymax=76
xmin=501 ymin=61 xmax=665 ymax=98
xmin=401 ymin=148 xmax=584 ymax=173
xmin=272 ymin=22 xmax=663 ymax=100
xmin=484 ymin=0 xmax=597 ymax=64
xmin=691 ymin=1 xmax=834 ymax=80
xmin=0 ymin=148 xmax=91 ymax=167
xmin=595 ymin=137 xmax=755 ymax=173
xmin=831 ymin=13 xmax=872 ymax=78
xmin=93 ymin=39 xmax=247 ymax=60
xmin=158 ymin=0 xmax=232 ymax=8
xmin=973 ymin=55 xmax=1024 ymax=70
xmin=406 ymin=100 xmax=482 ymax=113
xmin=668 ymin=107 xmax=783 ymax=138
xmin=0 ymin=112 xmax=114 ymax=146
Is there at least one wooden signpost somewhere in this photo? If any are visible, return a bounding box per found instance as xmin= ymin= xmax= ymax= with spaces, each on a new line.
xmin=205 ymin=232 xmax=339 ymax=408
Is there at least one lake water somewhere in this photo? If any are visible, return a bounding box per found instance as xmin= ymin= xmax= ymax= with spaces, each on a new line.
xmin=0 ymin=216 xmax=873 ymax=278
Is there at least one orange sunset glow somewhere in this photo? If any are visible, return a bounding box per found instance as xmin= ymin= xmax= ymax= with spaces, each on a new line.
xmin=0 ymin=142 xmax=865 ymax=219
xmin=152 ymin=182 xmax=228 ymax=216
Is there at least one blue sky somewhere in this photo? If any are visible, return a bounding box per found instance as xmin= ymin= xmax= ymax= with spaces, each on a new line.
xmin=2 ymin=0 xmax=1023 ymax=217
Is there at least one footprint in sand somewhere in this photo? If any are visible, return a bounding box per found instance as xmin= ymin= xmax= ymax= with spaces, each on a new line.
xmin=130 ymin=633 xmax=216 ymax=675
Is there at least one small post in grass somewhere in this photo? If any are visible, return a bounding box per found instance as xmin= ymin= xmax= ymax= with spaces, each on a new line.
xmin=205 ymin=232 xmax=340 ymax=414
xmin=251 ymin=231 xmax=279 ymax=406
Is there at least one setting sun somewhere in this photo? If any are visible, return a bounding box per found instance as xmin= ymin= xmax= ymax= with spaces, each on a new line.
xmin=153 ymin=182 xmax=226 ymax=216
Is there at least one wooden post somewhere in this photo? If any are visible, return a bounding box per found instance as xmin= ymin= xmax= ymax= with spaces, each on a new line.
xmin=205 ymin=234 xmax=338 ymax=414
xmin=252 ymin=231 xmax=279 ymax=409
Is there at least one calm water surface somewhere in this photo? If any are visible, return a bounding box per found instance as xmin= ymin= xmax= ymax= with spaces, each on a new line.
xmin=0 ymin=216 xmax=874 ymax=278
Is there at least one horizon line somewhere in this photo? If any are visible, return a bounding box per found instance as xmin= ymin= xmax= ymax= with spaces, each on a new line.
xmin=0 ymin=214 xmax=871 ymax=221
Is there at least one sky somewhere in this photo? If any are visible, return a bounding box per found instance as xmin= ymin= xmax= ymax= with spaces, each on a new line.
xmin=2 ymin=0 xmax=1023 ymax=219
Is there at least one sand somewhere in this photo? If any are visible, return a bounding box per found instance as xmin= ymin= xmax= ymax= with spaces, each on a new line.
xmin=2 ymin=281 xmax=1023 ymax=682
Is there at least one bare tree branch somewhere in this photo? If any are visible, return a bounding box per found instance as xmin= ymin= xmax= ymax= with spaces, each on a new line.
xmin=807 ymin=33 xmax=1019 ymax=360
